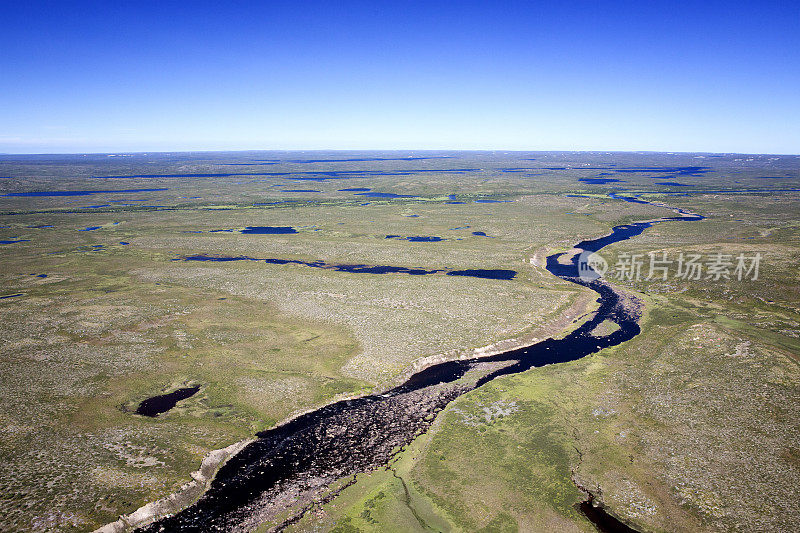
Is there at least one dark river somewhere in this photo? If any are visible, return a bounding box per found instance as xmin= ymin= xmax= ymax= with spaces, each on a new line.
xmin=138 ymin=200 xmax=703 ymax=532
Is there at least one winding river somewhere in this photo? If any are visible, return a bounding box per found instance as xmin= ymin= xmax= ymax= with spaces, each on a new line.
xmin=137 ymin=198 xmax=703 ymax=532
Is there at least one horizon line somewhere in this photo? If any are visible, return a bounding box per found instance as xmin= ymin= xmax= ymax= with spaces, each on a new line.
xmin=1 ymin=148 xmax=799 ymax=157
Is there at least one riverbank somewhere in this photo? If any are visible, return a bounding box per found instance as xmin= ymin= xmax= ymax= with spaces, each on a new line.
xmin=126 ymin=200 xmax=699 ymax=532
xmin=95 ymin=439 xmax=253 ymax=533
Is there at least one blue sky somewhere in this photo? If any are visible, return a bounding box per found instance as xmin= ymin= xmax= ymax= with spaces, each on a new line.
xmin=2 ymin=0 xmax=798 ymax=154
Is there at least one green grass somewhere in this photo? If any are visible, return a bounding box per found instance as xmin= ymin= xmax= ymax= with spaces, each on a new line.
xmin=1 ymin=152 xmax=798 ymax=532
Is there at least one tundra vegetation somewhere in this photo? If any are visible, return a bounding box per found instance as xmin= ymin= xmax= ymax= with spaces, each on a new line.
xmin=0 ymin=152 xmax=797 ymax=532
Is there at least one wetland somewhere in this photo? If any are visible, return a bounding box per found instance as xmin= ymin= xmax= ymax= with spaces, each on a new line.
xmin=0 ymin=151 xmax=798 ymax=533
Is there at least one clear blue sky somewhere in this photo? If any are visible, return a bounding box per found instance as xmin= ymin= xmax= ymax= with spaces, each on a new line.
xmin=2 ymin=0 xmax=798 ymax=154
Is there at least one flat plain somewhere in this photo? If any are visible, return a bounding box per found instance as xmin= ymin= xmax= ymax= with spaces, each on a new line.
xmin=0 ymin=151 xmax=798 ymax=532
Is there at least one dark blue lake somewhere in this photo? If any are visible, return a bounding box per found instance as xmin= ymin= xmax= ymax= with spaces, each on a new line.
xmin=179 ymin=255 xmax=515 ymax=280
xmin=578 ymin=178 xmax=624 ymax=184
xmin=386 ymin=235 xmax=444 ymax=242
xmin=608 ymin=166 xmax=710 ymax=175
xmin=0 ymin=239 xmax=30 ymax=244
xmin=283 ymin=156 xmax=450 ymax=163
xmin=608 ymin=193 xmax=651 ymax=205
xmin=240 ymin=226 xmax=298 ymax=234
xmin=286 ymin=169 xmax=478 ymax=181
xmin=2 ymin=188 xmax=168 ymax=197
xmin=616 ymin=188 xmax=800 ymax=197
xmin=356 ymin=192 xmax=419 ymax=198
xmin=94 ymin=173 xmax=266 ymax=178
xmin=92 ymin=169 xmax=476 ymax=181
xmin=447 ymin=269 xmax=515 ymax=280
xmin=541 ymin=166 xmax=710 ymax=176
xmin=0 ymin=294 xmax=24 ymax=300
xmin=136 ymin=386 xmax=201 ymax=417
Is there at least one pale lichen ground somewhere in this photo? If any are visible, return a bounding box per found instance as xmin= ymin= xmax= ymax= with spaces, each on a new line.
xmin=1 ymin=152 xmax=797 ymax=532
